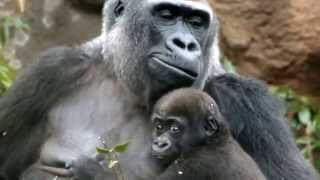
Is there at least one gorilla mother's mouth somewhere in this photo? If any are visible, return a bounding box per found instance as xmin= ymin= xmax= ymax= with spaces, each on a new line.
xmin=151 ymin=56 xmax=198 ymax=79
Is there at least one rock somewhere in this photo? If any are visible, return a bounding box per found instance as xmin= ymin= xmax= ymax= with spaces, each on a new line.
xmin=70 ymin=0 xmax=105 ymax=11
xmin=71 ymin=0 xmax=105 ymax=7
xmin=6 ymin=0 xmax=320 ymax=99
xmin=210 ymin=0 xmax=320 ymax=99
xmin=15 ymin=0 xmax=102 ymax=66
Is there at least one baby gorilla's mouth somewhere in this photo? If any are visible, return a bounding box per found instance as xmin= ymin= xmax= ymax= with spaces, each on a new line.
xmin=151 ymin=148 xmax=179 ymax=168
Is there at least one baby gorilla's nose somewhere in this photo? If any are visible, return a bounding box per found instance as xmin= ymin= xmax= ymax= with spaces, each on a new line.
xmin=155 ymin=141 xmax=169 ymax=148
xmin=152 ymin=137 xmax=171 ymax=153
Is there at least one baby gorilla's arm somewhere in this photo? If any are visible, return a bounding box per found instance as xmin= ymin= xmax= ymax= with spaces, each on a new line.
xmin=156 ymin=141 xmax=266 ymax=180
xmin=156 ymin=150 xmax=213 ymax=180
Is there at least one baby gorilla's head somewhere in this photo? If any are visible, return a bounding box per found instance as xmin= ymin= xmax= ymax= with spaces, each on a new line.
xmin=151 ymin=88 xmax=230 ymax=166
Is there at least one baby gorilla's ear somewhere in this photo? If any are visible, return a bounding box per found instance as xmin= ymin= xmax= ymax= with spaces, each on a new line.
xmin=203 ymin=116 xmax=218 ymax=137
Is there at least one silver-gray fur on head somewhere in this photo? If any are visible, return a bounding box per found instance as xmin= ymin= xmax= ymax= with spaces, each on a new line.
xmin=82 ymin=0 xmax=225 ymax=80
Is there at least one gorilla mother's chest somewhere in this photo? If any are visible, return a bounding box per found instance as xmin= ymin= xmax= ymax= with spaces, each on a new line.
xmin=45 ymin=80 xmax=152 ymax=170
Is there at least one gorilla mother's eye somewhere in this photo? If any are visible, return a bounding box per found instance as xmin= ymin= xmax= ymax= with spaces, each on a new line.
xmin=157 ymin=9 xmax=175 ymax=20
xmin=187 ymin=16 xmax=204 ymax=27
xmin=152 ymin=4 xmax=178 ymax=22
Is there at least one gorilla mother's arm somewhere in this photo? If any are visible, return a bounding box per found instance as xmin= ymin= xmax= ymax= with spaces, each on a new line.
xmin=205 ymin=74 xmax=316 ymax=180
xmin=0 ymin=47 xmax=92 ymax=178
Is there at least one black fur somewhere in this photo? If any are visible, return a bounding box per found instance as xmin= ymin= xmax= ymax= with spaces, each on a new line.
xmin=151 ymin=88 xmax=266 ymax=180
xmin=206 ymin=74 xmax=316 ymax=180
xmin=0 ymin=48 xmax=95 ymax=179
xmin=0 ymin=0 xmax=316 ymax=179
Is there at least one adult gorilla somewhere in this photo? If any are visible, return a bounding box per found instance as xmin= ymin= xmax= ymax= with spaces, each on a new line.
xmin=0 ymin=0 xmax=316 ymax=179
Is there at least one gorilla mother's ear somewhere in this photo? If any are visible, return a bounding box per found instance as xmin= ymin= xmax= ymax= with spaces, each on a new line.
xmin=114 ymin=0 xmax=125 ymax=17
xmin=203 ymin=115 xmax=218 ymax=137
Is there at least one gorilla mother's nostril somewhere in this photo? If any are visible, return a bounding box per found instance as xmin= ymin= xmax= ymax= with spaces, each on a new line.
xmin=188 ymin=42 xmax=198 ymax=51
xmin=173 ymin=38 xmax=186 ymax=49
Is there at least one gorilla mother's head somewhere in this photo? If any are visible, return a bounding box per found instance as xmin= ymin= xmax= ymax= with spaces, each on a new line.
xmin=100 ymin=0 xmax=223 ymax=101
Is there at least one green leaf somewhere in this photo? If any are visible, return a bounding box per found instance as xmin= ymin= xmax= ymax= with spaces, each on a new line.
xmin=14 ymin=18 xmax=30 ymax=32
xmin=269 ymin=86 xmax=278 ymax=94
xmin=113 ymin=141 xmax=130 ymax=153
xmin=3 ymin=17 xmax=14 ymax=45
xmin=290 ymin=101 xmax=303 ymax=113
xmin=3 ymin=22 xmax=11 ymax=45
xmin=300 ymin=96 xmax=310 ymax=104
xmin=298 ymin=107 xmax=312 ymax=125
xmin=96 ymin=147 xmax=112 ymax=154
xmin=306 ymin=121 xmax=317 ymax=134
xmin=273 ymin=86 xmax=293 ymax=99
xmin=315 ymin=159 xmax=320 ymax=172
xmin=300 ymin=147 xmax=309 ymax=157
xmin=0 ymin=66 xmax=9 ymax=73
xmin=312 ymin=141 xmax=320 ymax=149
xmin=222 ymin=59 xmax=236 ymax=74
xmin=313 ymin=113 xmax=320 ymax=132
xmin=1 ymin=79 xmax=12 ymax=88
xmin=296 ymin=137 xmax=310 ymax=146
xmin=108 ymin=160 xmax=119 ymax=169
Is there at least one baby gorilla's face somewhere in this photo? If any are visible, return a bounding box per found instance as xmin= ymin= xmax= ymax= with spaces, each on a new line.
xmin=150 ymin=89 xmax=220 ymax=166
xmin=151 ymin=115 xmax=187 ymax=159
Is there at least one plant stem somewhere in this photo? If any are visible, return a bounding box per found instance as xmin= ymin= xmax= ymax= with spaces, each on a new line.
xmin=113 ymin=153 xmax=125 ymax=180
xmin=307 ymin=134 xmax=315 ymax=166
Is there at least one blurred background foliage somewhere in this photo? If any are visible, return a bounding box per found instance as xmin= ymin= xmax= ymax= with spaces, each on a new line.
xmin=223 ymin=57 xmax=320 ymax=172
xmin=0 ymin=0 xmax=319 ymax=174
xmin=0 ymin=0 xmax=28 ymax=95
xmin=0 ymin=15 xmax=26 ymax=95
xmin=270 ymin=86 xmax=320 ymax=171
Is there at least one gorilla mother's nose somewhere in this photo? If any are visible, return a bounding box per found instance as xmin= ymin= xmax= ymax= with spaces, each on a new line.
xmin=166 ymin=32 xmax=201 ymax=59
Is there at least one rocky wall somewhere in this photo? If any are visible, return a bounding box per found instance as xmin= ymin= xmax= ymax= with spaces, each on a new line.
xmin=210 ymin=0 xmax=320 ymax=99
xmin=3 ymin=0 xmax=320 ymax=99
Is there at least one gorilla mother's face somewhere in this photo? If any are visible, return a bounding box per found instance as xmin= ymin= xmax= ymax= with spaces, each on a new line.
xmin=103 ymin=0 xmax=216 ymax=97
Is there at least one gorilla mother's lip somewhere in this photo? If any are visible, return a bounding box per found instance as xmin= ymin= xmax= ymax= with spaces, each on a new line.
xmin=151 ymin=56 xmax=197 ymax=79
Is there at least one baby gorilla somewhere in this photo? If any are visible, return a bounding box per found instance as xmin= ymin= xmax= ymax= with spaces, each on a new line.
xmin=151 ymin=88 xmax=266 ymax=180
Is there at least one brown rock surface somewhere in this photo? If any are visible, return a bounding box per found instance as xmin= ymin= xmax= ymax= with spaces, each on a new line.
xmin=15 ymin=0 xmax=102 ymax=65
xmin=5 ymin=0 xmax=320 ymax=99
xmin=210 ymin=0 xmax=320 ymax=99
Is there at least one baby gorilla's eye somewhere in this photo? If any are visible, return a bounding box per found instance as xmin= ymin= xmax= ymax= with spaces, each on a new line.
xmin=156 ymin=124 xmax=163 ymax=131
xmin=170 ymin=125 xmax=181 ymax=134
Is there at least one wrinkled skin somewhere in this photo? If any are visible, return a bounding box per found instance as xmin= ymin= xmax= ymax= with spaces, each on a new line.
xmin=0 ymin=0 xmax=316 ymax=180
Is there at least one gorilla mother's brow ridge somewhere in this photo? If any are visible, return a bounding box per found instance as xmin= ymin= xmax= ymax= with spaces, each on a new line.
xmin=147 ymin=0 xmax=214 ymax=19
